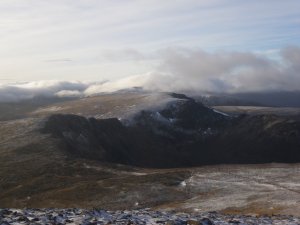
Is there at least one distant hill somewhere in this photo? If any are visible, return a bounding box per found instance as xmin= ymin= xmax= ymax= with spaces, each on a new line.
xmin=195 ymin=91 xmax=300 ymax=107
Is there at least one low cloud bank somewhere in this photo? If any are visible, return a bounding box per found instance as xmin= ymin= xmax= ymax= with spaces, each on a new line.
xmin=0 ymin=80 xmax=90 ymax=102
xmin=87 ymin=46 xmax=300 ymax=94
xmin=152 ymin=46 xmax=300 ymax=93
xmin=1 ymin=46 xmax=299 ymax=102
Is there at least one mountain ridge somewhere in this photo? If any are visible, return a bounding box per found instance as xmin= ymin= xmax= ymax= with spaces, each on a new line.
xmin=41 ymin=94 xmax=300 ymax=168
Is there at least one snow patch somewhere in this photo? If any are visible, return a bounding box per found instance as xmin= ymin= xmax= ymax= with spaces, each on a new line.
xmin=180 ymin=181 xmax=187 ymax=187
xmin=212 ymin=108 xmax=230 ymax=117
xmin=34 ymin=106 xmax=63 ymax=113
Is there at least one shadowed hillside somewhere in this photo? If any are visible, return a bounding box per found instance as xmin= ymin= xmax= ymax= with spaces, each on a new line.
xmin=42 ymin=94 xmax=300 ymax=168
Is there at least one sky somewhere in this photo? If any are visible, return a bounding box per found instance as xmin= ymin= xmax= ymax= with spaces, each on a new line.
xmin=0 ymin=0 xmax=299 ymax=100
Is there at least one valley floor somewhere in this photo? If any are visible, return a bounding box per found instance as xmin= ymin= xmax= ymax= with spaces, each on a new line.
xmin=1 ymin=163 xmax=300 ymax=217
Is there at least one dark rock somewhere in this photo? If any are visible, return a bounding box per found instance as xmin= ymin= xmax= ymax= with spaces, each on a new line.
xmin=200 ymin=218 xmax=214 ymax=225
xmin=118 ymin=214 xmax=132 ymax=220
xmin=17 ymin=216 xmax=30 ymax=222
xmin=86 ymin=222 xmax=97 ymax=225
xmin=0 ymin=222 xmax=10 ymax=225
xmin=31 ymin=217 xmax=40 ymax=221
xmin=0 ymin=209 xmax=11 ymax=216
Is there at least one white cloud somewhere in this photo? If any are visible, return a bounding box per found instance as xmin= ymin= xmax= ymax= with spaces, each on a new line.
xmin=0 ymin=46 xmax=299 ymax=102
xmin=0 ymin=80 xmax=91 ymax=102
xmin=90 ymin=46 xmax=300 ymax=94
xmin=55 ymin=90 xmax=83 ymax=98
xmin=128 ymin=46 xmax=298 ymax=93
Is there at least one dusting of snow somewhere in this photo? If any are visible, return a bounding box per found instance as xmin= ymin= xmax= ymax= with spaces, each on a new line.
xmin=151 ymin=112 xmax=170 ymax=124
xmin=212 ymin=108 xmax=230 ymax=117
xmin=180 ymin=181 xmax=187 ymax=187
xmin=83 ymin=163 xmax=147 ymax=176
xmin=33 ymin=106 xmax=64 ymax=113
xmin=169 ymin=118 xmax=177 ymax=123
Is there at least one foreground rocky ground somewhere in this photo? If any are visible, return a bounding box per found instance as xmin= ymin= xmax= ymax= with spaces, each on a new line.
xmin=1 ymin=208 xmax=299 ymax=225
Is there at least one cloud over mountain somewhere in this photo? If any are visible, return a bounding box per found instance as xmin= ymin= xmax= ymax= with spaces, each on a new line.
xmin=152 ymin=46 xmax=300 ymax=93
xmin=0 ymin=46 xmax=299 ymax=102
xmin=0 ymin=80 xmax=90 ymax=102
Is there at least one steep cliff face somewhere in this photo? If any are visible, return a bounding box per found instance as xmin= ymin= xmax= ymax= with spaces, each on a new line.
xmin=42 ymin=96 xmax=300 ymax=168
xmin=211 ymin=115 xmax=300 ymax=164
